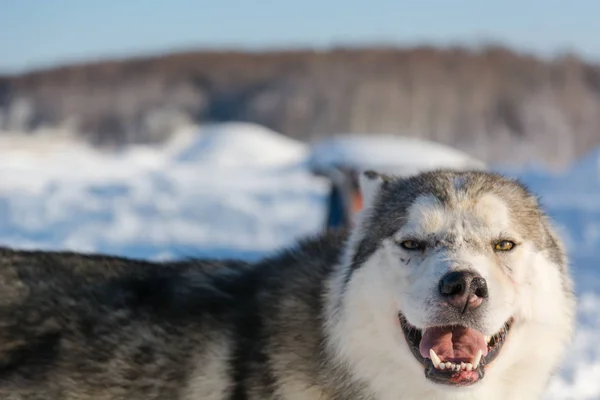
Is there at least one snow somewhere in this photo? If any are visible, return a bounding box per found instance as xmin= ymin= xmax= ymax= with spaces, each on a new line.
xmin=173 ymin=122 xmax=308 ymax=167
xmin=0 ymin=123 xmax=328 ymax=260
xmin=308 ymin=134 xmax=487 ymax=176
xmin=566 ymin=146 xmax=600 ymax=187
xmin=0 ymin=122 xmax=599 ymax=399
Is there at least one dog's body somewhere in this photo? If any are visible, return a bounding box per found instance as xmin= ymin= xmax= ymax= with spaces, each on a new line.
xmin=0 ymin=171 xmax=575 ymax=399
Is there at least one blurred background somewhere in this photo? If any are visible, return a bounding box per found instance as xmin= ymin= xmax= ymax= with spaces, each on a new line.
xmin=1 ymin=1 xmax=600 ymax=398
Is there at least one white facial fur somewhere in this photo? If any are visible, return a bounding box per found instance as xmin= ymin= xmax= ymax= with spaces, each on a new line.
xmin=392 ymin=192 xmax=517 ymax=334
xmin=324 ymin=173 xmax=574 ymax=400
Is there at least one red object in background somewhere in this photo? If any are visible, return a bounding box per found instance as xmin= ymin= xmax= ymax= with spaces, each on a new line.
xmin=352 ymin=191 xmax=363 ymax=213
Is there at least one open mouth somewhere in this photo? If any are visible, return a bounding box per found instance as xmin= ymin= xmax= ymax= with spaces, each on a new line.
xmin=400 ymin=314 xmax=513 ymax=386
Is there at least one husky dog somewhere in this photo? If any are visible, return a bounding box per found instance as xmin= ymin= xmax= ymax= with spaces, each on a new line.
xmin=0 ymin=170 xmax=574 ymax=399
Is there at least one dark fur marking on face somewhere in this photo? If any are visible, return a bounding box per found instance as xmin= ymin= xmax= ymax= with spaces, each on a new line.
xmin=502 ymin=262 xmax=513 ymax=273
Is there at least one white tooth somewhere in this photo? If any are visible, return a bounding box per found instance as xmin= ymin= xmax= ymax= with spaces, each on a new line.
xmin=460 ymin=362 xmax=466 ymax=370
xmin=439 ymin=363 xmax=446 ymax=370
xmin=466 ymin=363 xmax=473 ymax=371
xmin=472 ymin=350 xmax=483 ymax=369
xmin=485 ymin=336 xmax=491 ymax=343
xmin=429 ymin=349 xmax=441 ymax=368
xmin=453 ymin=364 xmax=459 ymax=371
xmin=445 ymin=362 xmax=452 ymax=369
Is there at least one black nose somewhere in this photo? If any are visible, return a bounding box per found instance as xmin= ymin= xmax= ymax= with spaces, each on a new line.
xmin=439 ymin=271 xmax=488 ymax=312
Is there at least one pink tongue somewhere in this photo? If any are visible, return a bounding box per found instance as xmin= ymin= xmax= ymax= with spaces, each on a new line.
xmin=419 ymin=326 xmax=488 ymax=362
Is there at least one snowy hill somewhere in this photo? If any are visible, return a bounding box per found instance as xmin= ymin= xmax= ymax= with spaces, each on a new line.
xmin=0 ymin=123 xmax=598 ymax=398
xmin=0 ymin=123 xmax=328 ymax=259
xmin=173 ymin=122 xmax=308 ymax=167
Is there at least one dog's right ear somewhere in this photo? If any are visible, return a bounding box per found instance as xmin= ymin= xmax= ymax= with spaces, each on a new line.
xmin=359 ymin=170 xmax=390 ymax=209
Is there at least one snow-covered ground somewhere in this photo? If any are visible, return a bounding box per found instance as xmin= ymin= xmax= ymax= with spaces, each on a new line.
xmin=0 ymin=124 xmax=329 ymax=261
xmin=0 ymin=123 xmax=599 ymax=399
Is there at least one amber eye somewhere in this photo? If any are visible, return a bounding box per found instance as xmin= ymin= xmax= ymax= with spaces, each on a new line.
xmin=494 ymin=240 xmax=515 ymax=252
xmin=400 ymin=240 xmax=423 ymax=250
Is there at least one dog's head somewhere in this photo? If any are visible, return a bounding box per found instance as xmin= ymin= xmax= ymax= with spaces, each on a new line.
xmin=326 ymin=170 xmax=575 ymax=398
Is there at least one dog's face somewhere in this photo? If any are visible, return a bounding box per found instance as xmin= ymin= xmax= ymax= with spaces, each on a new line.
xmin=327 ymin=171 xmax=575 ymax=399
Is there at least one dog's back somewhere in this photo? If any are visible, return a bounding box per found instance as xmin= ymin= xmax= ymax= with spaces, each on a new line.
xmin=0 ymin=231 xmax=347 ymax=400
xmin=0 ymin=247 xmax=254 ymax=399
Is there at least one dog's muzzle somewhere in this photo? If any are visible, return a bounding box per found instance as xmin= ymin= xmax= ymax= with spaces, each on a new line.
xmin=399 ymin=271 xmax=513 ymax=386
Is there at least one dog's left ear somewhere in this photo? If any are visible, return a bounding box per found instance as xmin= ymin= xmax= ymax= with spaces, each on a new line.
xmin=359 ymin=170 xmax=390 ymax=209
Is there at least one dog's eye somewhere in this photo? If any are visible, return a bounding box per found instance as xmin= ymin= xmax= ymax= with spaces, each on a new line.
xmin=400 ymin=240 xmax=423 ymax=250
xmin=494 ymin=240 xmax=515 ymax=251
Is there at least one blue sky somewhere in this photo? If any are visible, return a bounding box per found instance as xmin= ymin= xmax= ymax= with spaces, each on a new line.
xmin=1 ymin=0 xmax=599 ymax=73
